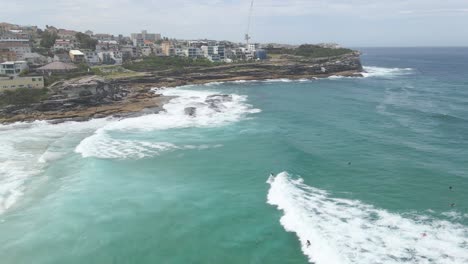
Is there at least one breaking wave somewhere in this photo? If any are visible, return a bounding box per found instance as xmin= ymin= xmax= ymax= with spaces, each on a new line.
xmin=75 ymin=88 xmax=260 ymax=159
xmin=362 ymin=66 xmax=414 ymax=78
xmin=0 ymin=119 xmax=108 ymax=214
xmin=267 ymin=172 xmax=468 ymax=264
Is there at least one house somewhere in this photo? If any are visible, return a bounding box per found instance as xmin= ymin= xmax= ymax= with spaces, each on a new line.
xmin=120 ymin=45 xmax=137 ymax=59
xmin=131 ymin=30 xmax=161 ymax=46
xmin=83 ymin=50 xmax=100 ymax=65
xmin=96 ymin=40 xmax=119 ymax=52
xmin=53 ymin=53 xmax=72 ymax=63
xmin=184 ymin=47 xmax=202 ymax=58
xmin=0 ymin=42 xmax=32 ymax=59
xmin=21 ymin=52 xmax=48 ymax=65
xmin=69 ymin=50 xmax=85 ymax=63
xmin=93 ymin=34 xmax=114 ymax=41
xmin=57 ymin=29 xmax=77 ymax=40
xmin=255 ymin=49 xmax=267 ymax=60
xmin=140 ymin=46 xmax=152 ymax=57
xmin=0 ymin=49 xmax=17 ymax=63
xmin=53 ymin=39 xmax=74 ymax=52
xmin=0 ymin=76 xmax=44 ymax=90
xmin=98 ymin=51 xmax=122 ymax=65
xmin=36 ymin=61 xmax=78 ymax=74
xmin=0 ymin=61 xmax=28 ymax=76
xmin=161 ymin=41 xmax=174 ymax=56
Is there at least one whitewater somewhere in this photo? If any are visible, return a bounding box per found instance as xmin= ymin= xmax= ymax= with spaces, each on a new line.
xmin=267 ymin=172 xmax=468 ymax=264
xmin=1 ymin=48 xmax=468 ymax=264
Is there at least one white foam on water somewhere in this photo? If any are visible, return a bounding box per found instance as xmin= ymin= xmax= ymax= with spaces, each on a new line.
xmin=0 ymin=119 xmax=110 ymax=214
xmin=75 ymin=88 xmax=260 ymax=159
xmin=263 ymin=78 xmax=293 ymax=83
xmin=362 ymin=66 xmax=414 ymax=78
xmin=267 ymin=172 xmax=468 ymax=264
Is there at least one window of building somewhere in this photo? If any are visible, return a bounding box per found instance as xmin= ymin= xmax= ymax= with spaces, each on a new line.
xmin=32 ymin=78 xmax=36 ymax=81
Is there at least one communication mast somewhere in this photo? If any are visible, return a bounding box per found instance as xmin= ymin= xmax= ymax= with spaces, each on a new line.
xmin=245 ymin=0 xmax=254 ymax=50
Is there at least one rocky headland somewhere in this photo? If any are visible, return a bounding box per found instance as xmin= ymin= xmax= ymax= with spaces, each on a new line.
xmin=0 ymin=51 xmax=363 ymax=124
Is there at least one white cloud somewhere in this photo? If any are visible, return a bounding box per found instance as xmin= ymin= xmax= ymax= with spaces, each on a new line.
xmin=1 ymin=0 xmax=467 ymax=46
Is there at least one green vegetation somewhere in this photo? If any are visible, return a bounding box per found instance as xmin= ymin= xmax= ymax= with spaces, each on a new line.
xmin=40 ymin=31 xmax=58 ymax=49
xmin=266 ymin=44 xmax=354 ymax=58
xmin=75 ymin=32 xmax=98 ymax=50
xmin=91 ymin=65 xmax=146 ymax=79
xmin=0 ymin=88 xmax=49 ymax=106
xmin=123 ymin=56 xmax=219 ymax=71
xmin=42 ymin=64 xmax=93 ymax=86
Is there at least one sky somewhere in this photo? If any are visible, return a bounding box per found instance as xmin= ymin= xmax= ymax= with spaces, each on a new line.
xmin=1 ymin=0 xmax=468 ymax=47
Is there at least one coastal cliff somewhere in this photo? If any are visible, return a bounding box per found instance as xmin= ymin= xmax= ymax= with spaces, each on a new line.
xmin=0 ymin=52 xmax=363 ymax=124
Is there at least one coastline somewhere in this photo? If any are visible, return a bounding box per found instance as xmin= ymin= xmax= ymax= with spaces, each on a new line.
xmin=0 ymin=53 xmax=363 ymax=124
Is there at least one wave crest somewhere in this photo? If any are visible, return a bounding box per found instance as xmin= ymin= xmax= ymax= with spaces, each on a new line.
xmin=267 ymin=172 xmax=468 ymax=264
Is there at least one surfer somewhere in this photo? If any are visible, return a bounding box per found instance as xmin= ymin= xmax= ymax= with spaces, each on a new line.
xmin=306 ymin=240 xmax=311 ymax=247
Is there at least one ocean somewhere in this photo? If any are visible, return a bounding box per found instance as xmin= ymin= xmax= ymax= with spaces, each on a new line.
xmin=0 ymin=48 xmax=467 ymax=264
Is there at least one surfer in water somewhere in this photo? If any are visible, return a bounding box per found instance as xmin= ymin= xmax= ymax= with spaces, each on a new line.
xmin=306 ymin=240 xmax=311 ymax=247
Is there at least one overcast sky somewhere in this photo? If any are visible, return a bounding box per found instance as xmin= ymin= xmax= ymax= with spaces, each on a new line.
xmin=1 ymin=0 xmax=468 ymax=46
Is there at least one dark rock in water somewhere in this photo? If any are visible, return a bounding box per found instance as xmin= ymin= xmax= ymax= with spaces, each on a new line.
xmin=184 ymin=107 xmax=196 ymax=116
xmin=205 ymin=94 xmax=232 ymax=103
xmin=205 ymin=94 xmax=232 ymax=112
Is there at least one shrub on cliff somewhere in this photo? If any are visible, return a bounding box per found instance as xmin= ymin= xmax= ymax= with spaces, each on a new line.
xmin=123 ymin=56 xmax=217 ymax=71
xmin=0 ymin=88 xmax=49 ymax=106
xmin=266 ymin=44 xmax=354 ymax=58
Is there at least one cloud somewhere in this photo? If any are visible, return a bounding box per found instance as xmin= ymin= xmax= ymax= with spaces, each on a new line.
xmin=399 ymin=8 xmax=468 ymax=15
xmin=1 ymin=0 xmax=467 ymax=46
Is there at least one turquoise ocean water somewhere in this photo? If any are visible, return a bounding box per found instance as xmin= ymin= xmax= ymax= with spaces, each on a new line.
xmin=0 ymin=48 xmax=467 ymax=263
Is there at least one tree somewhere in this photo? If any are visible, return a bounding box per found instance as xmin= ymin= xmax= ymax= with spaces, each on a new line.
xmin=75 ymin=32 xmax=98 ymax=50
xmin=40 ymin=31 xmax=58 ymax=49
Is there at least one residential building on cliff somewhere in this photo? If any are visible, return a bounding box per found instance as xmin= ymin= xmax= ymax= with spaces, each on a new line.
xmin=131 ymin=30 xmax=161 ymax=46
xmin=0 ymin=76 xmax=44 ymax=90
xmin=0 ymin=61 xmax=28 ymax=76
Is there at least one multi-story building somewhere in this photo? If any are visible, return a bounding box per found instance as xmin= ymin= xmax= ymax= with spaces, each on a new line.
xmin=21 ymin=52 xmax=49 ymax=65
xmin=0 ymin=61 xmax=28 ymax=76
xmin=0 ymin=76 xmax=44 ymax=90
xmin=53 ymin=53 xmax=72 ymax=63
xmin=69 ymin=50 xmax=85 ymax=63
xmin=57 ymin=29 xmax=77 ymax=40
xmin=140 ymin=46 xmax=152 ymax=57
xmin=53 ymin=39 xmax=74 ymax=52
xmin=184 ymin=47 xmax=202 ymax=58
xmin=0 ymin=42 xmax=31 ymax=59
xmin=83 ymin=50 xmax=100 ymax=65
xmin=131 ymin=30 xmax=161 ymax=46
xmin=0 ymin=50 xmax=17 ymax=63
xmin=98 ymin=51 xmax=122 ymax=65
xmin=96 ymin=40 xmax=119 ymax=52
xmin=161 ymin=41 xmax=174 ymax=56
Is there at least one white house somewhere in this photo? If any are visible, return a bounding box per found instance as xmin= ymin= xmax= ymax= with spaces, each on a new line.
xmin=0 ymin=61 xmax=28 ymax=76
xmin=84 ymin=51 xmax=100 ymax=65
xmin=53 ymin=39 xmax=74 ymax=52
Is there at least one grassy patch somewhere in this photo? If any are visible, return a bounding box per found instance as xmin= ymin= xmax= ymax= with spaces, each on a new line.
xmin=91 ymin=65 xmax=146 ymax=79
xmin=123 ymin=56 xmax=219 ymax=72
xmin=266 ymin=44 xmax=354 ymax=58
xmin=0 ymin=88 xmax=49 ymax=106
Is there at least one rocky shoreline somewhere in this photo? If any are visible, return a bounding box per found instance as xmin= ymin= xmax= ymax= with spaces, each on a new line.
xmin=0 ymin=52 xmax=363 ymax=124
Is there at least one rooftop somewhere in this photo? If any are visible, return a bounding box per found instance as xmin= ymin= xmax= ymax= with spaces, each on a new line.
xmin=37 ymin=61 xmax=78 ymax=71
xmin=69 ymin=50 xmax=84 ymax=56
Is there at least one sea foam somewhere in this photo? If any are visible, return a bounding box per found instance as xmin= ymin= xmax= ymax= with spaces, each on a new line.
xmin=267 ymin=172 xmax=468 ymax=264
xmin=0 ymin=119 xmax=109 ymax=214
xmin=75 ymin=88 xmax=260 ymax=159
xmin=362 ymin=66 xmax=414 ymax=78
